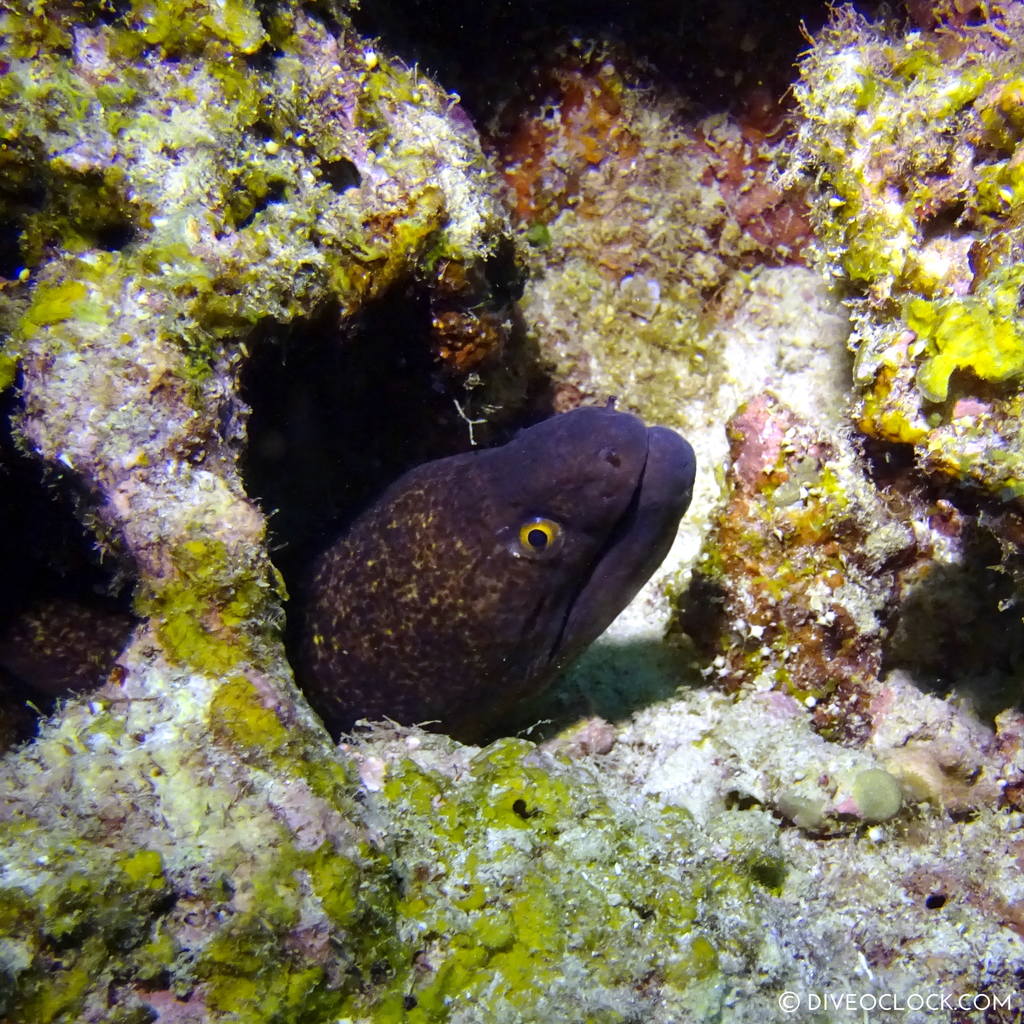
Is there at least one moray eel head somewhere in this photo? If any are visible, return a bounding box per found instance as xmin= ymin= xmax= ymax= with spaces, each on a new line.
xmin=298 ymin=406 xmax=696 ymax=741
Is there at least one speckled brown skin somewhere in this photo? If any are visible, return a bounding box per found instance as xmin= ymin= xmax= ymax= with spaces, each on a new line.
xmin=0 ymin=598 xmax=133 ymax=699
xmin=0 ymin=597 xmax=134 ymax=746
xmin=297 ymin=406 xmax=695 ymax=741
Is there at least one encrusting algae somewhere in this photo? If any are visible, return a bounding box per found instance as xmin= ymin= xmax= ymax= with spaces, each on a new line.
xmin=674 ymin=392 xmax=915 ymax=744
xmin=497 ymin=41 xmax=813 ymax=434
xmin=790 ymin=0 xmax=1024 ymax=502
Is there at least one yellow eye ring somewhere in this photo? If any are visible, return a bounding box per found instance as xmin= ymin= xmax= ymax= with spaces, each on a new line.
xmin=520 ymin=520 xmax=561 ymax=552
xmin=515 ymin=517 xmax=563 ymax=557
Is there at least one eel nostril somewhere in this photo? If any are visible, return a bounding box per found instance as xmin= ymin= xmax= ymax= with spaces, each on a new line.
xmin=601 ymin=447 xmax=621 ymax=468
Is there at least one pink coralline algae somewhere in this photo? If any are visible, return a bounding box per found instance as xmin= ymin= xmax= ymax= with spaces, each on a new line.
xmin=675 ymin=392 xmax=915 ymax=744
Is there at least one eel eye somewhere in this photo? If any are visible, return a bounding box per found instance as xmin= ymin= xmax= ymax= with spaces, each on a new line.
xmin=520 ymin=518 xmax=559 ymax=551
xmin=503 ymin=516 xmax=564 ymax=560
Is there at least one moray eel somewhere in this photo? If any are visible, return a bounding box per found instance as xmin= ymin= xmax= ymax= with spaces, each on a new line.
xmin=298 ymin=406 xmax=696 ymax=741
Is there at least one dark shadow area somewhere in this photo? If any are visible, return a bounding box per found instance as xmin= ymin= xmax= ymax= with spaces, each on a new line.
xmin=351 ymin=0 xmax=846 ymax=124
xmin=0 ymin=153 xmax=45 ymax=280
xmin=242 ymin=294 xmax=472 ymax=582
xmin=666 ymin=571 xmax=730 ymax=668
xmin=501 ymin=637 xmax=696 ymax=742
xmin=861 ymin=436 xmax=918 ymax=487
xmin=861 ymin=437 xmax=1024 ymax=720
xmin=884 ymin=523 xmax=1024 ymax=721
xmin=241 ymin=292 xmax=542 ymax=586
xmin=0 ymin=383 xmax=135 ymax=746
xmin=0 ymin=220 xmax=23 ymax=280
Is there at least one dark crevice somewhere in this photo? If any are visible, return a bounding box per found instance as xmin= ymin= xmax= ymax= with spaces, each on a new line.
xmin=240 ymin=291 xmax=478 ymax=585
xmin=0 ymin=172 xmax=46 ymax=276
xmin=244 ymin=37 xmax=279 ymax=74
xmin=0 ymin=220 xmax=23 ymax=279
xmin=920 ymin=200 xmax=968 ymax=240
xmin=0 ymin=386 xmax=136 ymax=746
xmin=94 ymin=219 xmax=135 ymax=252
xmin=234 ymin=179 xmax=288 ymax=230
xmin=350 ymin=0 xmax=846 ymax=125
xmin=320 ymin=157 xmax=361 ymax=193
xmin=82 ymin=0 xmax=133 ymax=26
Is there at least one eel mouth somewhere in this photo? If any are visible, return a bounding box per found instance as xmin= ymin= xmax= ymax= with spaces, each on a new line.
xmin=552 ymin=425 xmax=696 ymax=669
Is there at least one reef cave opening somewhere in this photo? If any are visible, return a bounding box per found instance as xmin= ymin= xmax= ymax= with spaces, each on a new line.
xmin=239 ymin=280 xmax=546 ymax=626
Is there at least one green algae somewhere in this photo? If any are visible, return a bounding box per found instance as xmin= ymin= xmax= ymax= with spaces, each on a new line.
xmin=850 ymin=768 xmax=903 ymax=824
xmin=134 ymin=0 xmax=267 ymax=54
xmin=793 ymin=5 xmax=1024 ymax=500
xmin=209 ymin=675 xmax=290 ymax=750
xmin=368 ymin=735 xmax=734 ymax=1021
xmin=204 ymin=671 xmax=360 ymax=811
xmin=20 ymin=279 xmax=91 ymax=328
xmin=2 ymin=729 xmax=726 ymax=1023
xmin=0 ymin=842 xmax=173 ymax=1023
xmin=0 ymin=684 xmax=807 ymax=1024
xmin=908 ymin=265 xmax=1024 ymax=402
xmin=0 ymin=701 xmax=410 ymax=1023
xmin=136 ymin=537 xmax=279 ymax=677
xmin=194 ymin=838 xmax=400 ymax=1024
xmin=1 ymin=0 xmax=509 ymax=404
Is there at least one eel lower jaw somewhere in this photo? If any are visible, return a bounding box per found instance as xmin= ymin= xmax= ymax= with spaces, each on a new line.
xmin=549 ymin=426 xmax=695 ymax=674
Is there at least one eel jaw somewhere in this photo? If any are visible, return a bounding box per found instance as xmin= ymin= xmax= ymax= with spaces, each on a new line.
xmin=552 ymin=426 xmax=696 ymax=671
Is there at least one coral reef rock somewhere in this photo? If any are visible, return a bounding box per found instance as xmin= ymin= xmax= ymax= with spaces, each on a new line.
xmin=792 ymin=1 xmax=1024 ymax=503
